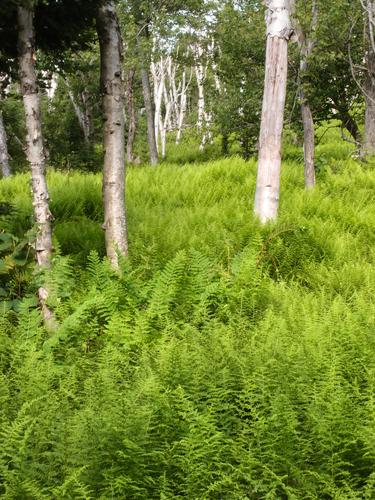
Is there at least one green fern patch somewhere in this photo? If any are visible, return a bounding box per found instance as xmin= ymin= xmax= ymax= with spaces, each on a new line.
xmin=1 ymin=155 xmax=375 ymax=498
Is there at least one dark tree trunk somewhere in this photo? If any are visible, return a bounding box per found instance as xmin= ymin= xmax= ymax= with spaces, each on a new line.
xmin=18 ymin=6 xmax=55 ymax=327
xmin=221 ymin=134 xmax=229 ymax=155
xmin=339 ymin=109 xmax=361 ymax=144
xmin=96 ymin=0 xmax=128 ymax=268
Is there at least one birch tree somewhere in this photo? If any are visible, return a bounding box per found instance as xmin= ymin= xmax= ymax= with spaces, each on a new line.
xmin=18 ymin=4 xmax=54 ymax=325
xmin=125 ymin=68 xmax=137 ymax=163
xmin=96 ymin=0 xmax=128 ymax=268
xmin=64 ymin=77 xmax=93 ymax=145
xmin=254 ymin=0 xmax=294 ymax=223
xmin=0 ymin=109 xmax=11 ymax=178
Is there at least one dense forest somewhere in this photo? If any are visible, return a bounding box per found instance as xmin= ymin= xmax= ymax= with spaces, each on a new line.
xmin=1 ymin=0 xmax=375 ymax=498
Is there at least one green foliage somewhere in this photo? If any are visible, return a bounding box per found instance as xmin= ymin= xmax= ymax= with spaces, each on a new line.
xmin=0 ymin=203 xmax=35 ymax=311
xmin=2 ymin=145 xmax=375 ymax=497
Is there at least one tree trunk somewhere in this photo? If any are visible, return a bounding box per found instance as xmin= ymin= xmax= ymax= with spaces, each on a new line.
xmin=125 ymin=69 xmax=137 ymax=164
xmin=254 ymin=0 xmax=293 ymax=223
xmin=301 ymin=99 xmax=315 ymax=189
xmin=176 ymin=68 xmax=190 ymax=145
xmin=65 ymin=79 xmax=92 ymax=144
xmin=339 ymin=109 xmax=361 ymax=144
xmin=141 ymin=67 xmax=158 ymax=166
xmin=18 ymin=6 xmax=55 ymax=327
xmin=296 ymin=0 xmax=317 ymax=189
xmin=0 ymin=109 xmax=11 ymax=178
xmin=96 ymin=0 xmax=128 ymax=268
xmin=363 ymin=49 xmax=375 ymax=156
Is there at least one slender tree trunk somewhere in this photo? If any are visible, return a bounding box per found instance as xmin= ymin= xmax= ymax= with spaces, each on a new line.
xmin=301 ymin=100 xmax=315 ymax=188
xmin=176 ymin=68 xmax=191 ymax=145
xmin=254 ymin=0 xmax=293 ymax=223
xmin=363 ymin=50 xmax=375 ymax=156
xmin=141 ymin=66 xmax=158 ymax=166
xmin=296 ymin=0 xmax=317 ymax=188
xmin=96 ymin=0 xmax=128 ymax=268
xmin=65 ymin=79 xmax=92 ymax=144
xmin=359 ymin=1 xmax=375 ymax=156
xmin=0 ymin=110 xmax=11 ymax=178
xmin=195 ymin=63 xmax=205 ymax=133
xmin=125 ymin=69 xmax=137 ymax=164
xmin=18 ymin=6 xmax=55 ymax=327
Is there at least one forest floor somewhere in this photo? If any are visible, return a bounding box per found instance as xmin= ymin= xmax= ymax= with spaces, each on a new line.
xmin=1 ymin=131 xmax=375 ymax=498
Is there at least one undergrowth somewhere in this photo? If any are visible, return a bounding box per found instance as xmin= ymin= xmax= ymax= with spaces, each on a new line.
xmin=1 ymin=136 xmax=375 ymax=498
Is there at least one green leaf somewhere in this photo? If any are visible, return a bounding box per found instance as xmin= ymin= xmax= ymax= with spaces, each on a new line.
xmin=0 ymin=233 xmax=14 ymax=252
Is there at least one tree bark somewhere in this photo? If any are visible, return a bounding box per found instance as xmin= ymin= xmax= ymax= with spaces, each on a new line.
xmin=301 ymin=100 xmax=315 ymax=188
xmin=125 ymin=69 xmax=137 ymax=164
xmin=65 ymin=78 xmax=92 ymax=145
xmin=141 ymin=67 xmax=158 ymax=166
xmin=363 ymin=51 xmax=375 ymax=156
xmin=0 ymin=109 xmax=11 ymax=178
xmin=296 ymin=0 xmax=317 ymax=189
xmin=18 ymin=6 xmax=55 ymax=327
xmin=254 ymin=0 xmax=293 ymax=223
xmin=339 ymin=109 xmax=361 ymax=144
xmin=96 ymin=0 xmax=128 ymax=268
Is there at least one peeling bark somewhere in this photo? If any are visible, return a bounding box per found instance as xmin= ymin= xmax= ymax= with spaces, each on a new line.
xmin=18 ymin=6 xmax=55 ymax=328
xmin=254 ymin=0 xmax=293 ymax=223
xmin=97 ymin=0 xmax=128 ymax=268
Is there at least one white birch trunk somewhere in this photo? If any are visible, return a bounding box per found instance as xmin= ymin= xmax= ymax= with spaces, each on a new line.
xmin=125 ymin=69 xmax=137 ymax=164
xmin=65 ymin=79 xmax=92 ymax=144
xmin=18 ymin=6 xmax=55 ymax=327
xmin=0 ymin=110 xmax=11 ymax=178
xmin=97 ymin=0 xmax=128 ymax=268
xmin=46 ymin=73 xmax=58 ymax=100
xmin=195 ymin=62 xmax=205 ymax=132
xmin=176 ymin=68 xmax=192 ymax=145
xmin=254 ymin=0 xmax=293 ymax=223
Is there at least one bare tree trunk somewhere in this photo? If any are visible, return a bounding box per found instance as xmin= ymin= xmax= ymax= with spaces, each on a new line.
xmin=296 ymin=0 xmax=317 ymax=189
xmin=0 ymin=109 xmax=11 ymax=178
xmin=363 ymin=51 xmax=375 ymax=156
xmin=359 ymin=1 xmax=375 ymax=156
xmin=141 ymin=67 xmax=158 ymax=166
xmin=301 ymin=100 xmax=315 ymax=188
xmin=125 ymin=69 xmax=137 ymax=164
xmin=18 ymin=6 xmax=55 ymax=327
xmin=254 ymin=0 xmax=293 ymax=223
xmin=97 ymin=0 xmax=128 ymax=268
xmin=65 ymin=79 xmax=92 ymax=144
